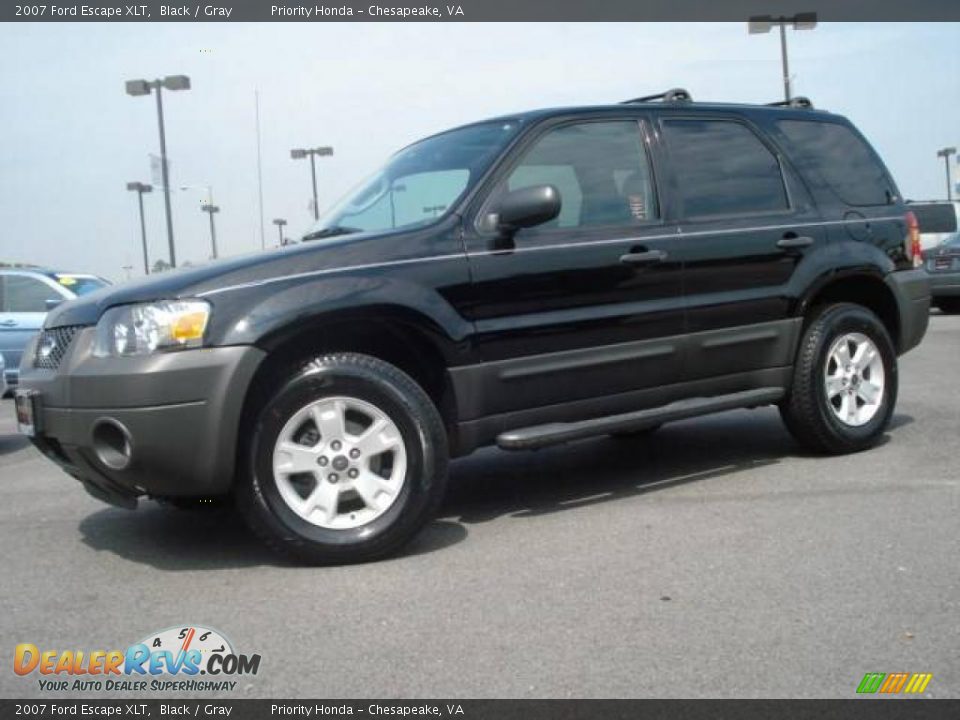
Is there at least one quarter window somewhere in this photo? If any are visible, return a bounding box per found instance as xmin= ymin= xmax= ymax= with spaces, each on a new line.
xmin=497 ymin=121 xmax=658 ymax=230
xmin=776 ymin=120 xmax=894 ymax=206
xmin=662 ymin=119 xmax=789 ymax=218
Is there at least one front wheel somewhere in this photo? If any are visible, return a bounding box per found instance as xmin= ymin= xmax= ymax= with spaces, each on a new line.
xmin=780 ymin=303 xmax=897 ymax=455
xmin=237 ymin=353 xmax=448 ymax=564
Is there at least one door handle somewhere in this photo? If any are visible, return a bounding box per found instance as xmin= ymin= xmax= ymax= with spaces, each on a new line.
xmin=0 ymin=320 xmax=17 ymax=328
xmin=620 ymin=249 xmax=668 ymax=266
xmin=777 ymin=235 xmax=814 ymax=250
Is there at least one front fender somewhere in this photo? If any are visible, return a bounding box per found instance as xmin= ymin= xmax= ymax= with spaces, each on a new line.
xmin=202 ymin=271 xmax=475 ymax=361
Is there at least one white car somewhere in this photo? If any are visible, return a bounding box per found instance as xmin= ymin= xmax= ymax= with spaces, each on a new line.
xmin=0 ymin=269 xmax=109 ymax=391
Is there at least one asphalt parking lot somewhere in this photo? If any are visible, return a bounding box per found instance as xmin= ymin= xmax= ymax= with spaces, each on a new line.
xmin=1 ymin=314 xmax=958 ymax=700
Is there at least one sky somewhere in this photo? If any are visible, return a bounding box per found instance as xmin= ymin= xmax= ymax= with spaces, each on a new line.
xmin=0 ymin=22 xmax=957 ymax=281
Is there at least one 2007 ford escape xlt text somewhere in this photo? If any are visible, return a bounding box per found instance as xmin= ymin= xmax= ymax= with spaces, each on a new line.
xmin=16 ymin=90 xmax=931 ymax=563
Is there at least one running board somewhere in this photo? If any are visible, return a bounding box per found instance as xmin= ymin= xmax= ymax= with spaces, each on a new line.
xmin=495 ymin=387 xmax=785 ymax=451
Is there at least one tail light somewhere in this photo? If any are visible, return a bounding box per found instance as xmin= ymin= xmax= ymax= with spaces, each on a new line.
xmin=905 ymin=211 xmax=923 ymax=268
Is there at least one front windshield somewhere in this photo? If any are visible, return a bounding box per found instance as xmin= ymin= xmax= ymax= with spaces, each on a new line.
xmin=53 ymin=274 xmax=107 ymax=296
xmin=303 ymin=120 xmax=520 ymax=240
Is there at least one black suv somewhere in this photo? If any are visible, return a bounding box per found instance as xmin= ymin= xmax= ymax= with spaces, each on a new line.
xmin=17 ymin=90 xmax=930 ymax=563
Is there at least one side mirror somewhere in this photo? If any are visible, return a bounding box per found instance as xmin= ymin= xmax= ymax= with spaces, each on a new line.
xmin=45 ymin=298 xmax=64 ymax=311
xmin=488 ymin=185 xmax=561 ymax=244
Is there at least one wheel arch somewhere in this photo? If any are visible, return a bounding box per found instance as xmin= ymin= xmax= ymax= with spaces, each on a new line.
xmin=797 ymin=269 xmax=901 ymax=352
xmin=236 ymin=304 xmax=469 ymax=473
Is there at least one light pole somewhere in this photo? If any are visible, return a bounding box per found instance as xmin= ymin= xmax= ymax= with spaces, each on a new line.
xmin=936 ymin=147 xmax=957 ymax=201
xmin=125 ymin=75 xmax=191 ymax=267
xmin=201 ymin=205 xmax=220 ymax=259
xmin=125 ymin=181 xmax=153 ymax=275
xmin=273 ymin=218 xmax=287 ymax=246
xmin=748 ymin=13 xmax=817 ymax=102
xmin=290 ymin=146 xmax=334 ymax=220
xmin=180 ymin=184 xmax=219 ymax=257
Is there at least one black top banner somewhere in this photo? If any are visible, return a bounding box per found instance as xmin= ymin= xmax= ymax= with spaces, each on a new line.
xmin=3 ymin=0 xmax=959 ymax=22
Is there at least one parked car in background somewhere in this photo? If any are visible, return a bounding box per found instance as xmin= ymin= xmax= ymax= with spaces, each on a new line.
xmin=925 ymin=232 xmax=960 ymax=313
xmin=0 ymin=269 xmax=109 ymax=391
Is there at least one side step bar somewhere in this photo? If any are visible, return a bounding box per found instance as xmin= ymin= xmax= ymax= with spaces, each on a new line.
xmin=496 ymin=387 xmax=785 ymax=451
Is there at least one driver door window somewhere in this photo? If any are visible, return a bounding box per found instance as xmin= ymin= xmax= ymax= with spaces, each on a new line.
xmin=494 ymin=120 xmax=658 ymax=232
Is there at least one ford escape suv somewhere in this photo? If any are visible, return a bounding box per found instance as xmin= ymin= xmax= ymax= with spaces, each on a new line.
xmin=16 ymin=90 xmax=930 ymax=563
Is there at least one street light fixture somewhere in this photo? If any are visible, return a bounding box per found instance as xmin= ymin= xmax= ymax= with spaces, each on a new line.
xmin=290 ymin=146 xmax=334 ymax=220
xmin=201 ymin=204 xmax=221 ymax=259
xmin=936 ymin=147 xmax=957 ymax=201
xmin=125 ymin=74 xmax=191 ymax=267
xmin=272 ymin=218 xmax=287 ymax=246
xmin=748 ymin=13 xmax=817 ymax=102
xmin=125 ymin=181 xmax=153 ymax=276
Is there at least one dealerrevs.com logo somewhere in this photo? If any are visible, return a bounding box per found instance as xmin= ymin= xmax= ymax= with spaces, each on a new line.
xmin=14 ymin=625 xmax=261 ymax=693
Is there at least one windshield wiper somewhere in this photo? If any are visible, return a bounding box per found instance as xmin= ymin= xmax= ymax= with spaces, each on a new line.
xmin=302 ymin=226 xmax=361 ymax=241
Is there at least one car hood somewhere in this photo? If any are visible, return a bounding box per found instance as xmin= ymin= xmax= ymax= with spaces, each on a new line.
xmin=44 ymin=226 xmax=444 ymax=328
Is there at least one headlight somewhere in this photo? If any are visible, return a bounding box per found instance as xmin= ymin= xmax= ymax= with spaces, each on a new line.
xmin=93 ymin=300 xmax=211 ymax=357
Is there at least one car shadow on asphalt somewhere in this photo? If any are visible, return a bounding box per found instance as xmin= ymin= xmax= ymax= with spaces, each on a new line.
xmin=77 ymin=505 xmax=467 ymax=570
xmin=439 ymin=408 xmax=912 ymax=525
xmin=76 ymin=408 xmax=912 ymax=569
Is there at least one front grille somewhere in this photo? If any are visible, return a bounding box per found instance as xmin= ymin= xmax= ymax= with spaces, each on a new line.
xmin=34 ymin=325 xmax=83 ymax=370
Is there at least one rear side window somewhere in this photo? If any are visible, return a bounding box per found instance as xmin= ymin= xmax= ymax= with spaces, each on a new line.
xmin=661 ymin=119 xmax=789 ymax=218
xmin=776 ymin=120 xmax=893 ymax=206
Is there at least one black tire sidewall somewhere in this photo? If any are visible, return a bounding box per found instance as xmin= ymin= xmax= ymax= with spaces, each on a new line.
xmin=811 ymin=307 xmax=898 ymax=443
xmin=246 ymin=358 xmax=444 ymax=559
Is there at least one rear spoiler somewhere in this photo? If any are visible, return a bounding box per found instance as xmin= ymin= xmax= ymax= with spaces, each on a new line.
xmin=906 ymin=201 xmax=957 ymax=234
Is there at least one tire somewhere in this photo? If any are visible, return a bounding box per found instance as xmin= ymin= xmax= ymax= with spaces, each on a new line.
xmin=236 ymin=353 xmax=448 ymax=564
xmin=779 ymin=303 xmax=897 ymax=455
xmin=934 ymin=298 xmax=960 ymax=314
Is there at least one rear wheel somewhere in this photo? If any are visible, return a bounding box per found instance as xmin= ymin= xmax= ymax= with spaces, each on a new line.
xmin=780 ymin=303 xmax=897 ymax=454
xmin=934 ymin=298 xmax=960 ymax=314
xmin=237 ymin=353 xmax=448 ymax=564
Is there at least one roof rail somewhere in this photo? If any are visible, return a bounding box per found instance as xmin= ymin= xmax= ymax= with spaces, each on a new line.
xmin=621 ymin=88 xmax=692 ymax=105
xmin=767 ymin=96 xmax=814 ymax=109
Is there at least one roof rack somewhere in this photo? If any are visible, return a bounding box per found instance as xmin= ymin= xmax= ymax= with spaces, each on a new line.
xmin=767 ymin=96 xmax=814 ymax=109
xmin=621 ymin=88 xmax=692 ymax=105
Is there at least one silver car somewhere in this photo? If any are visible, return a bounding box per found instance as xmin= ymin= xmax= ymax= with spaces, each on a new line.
xmin=0 ymin=269 xmax=108 ymax=391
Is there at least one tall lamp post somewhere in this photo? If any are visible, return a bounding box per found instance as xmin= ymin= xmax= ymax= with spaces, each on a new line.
xmin=125 ymin=181 xmax=153 ymax=275
xmin=290 ymin=146 xmax=334 ymax=220
xmin=936 ymin=147 xmax=957 ymax=201
xmin=181 ymin=184 xmax=219 ymax=258
xmin=273 ymin=218 xmax=287 ymax=246
xmin=748 ymin=13 xmax=817 ymax=102
xmin=201 ymin=204 xmax=221 ymax=259
xmin=125 ymin=74 xmax=191 ymax=267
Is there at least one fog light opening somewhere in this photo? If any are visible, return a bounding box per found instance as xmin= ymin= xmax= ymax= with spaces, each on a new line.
xmin=92 ymin=419 xmax=133 ymax=470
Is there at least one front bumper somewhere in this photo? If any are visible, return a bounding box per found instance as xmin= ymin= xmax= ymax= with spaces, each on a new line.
xmin=885 ymin=268 xmax=930 ymax=355
xmin=18 ymin=327 xmax=265 ymax=507
xmin=928 ymin=271 xmax=960 ymax=298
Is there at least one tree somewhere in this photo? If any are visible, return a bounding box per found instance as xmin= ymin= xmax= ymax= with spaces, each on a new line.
xmin=152 ymin=259 xmax=172 ymax=273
